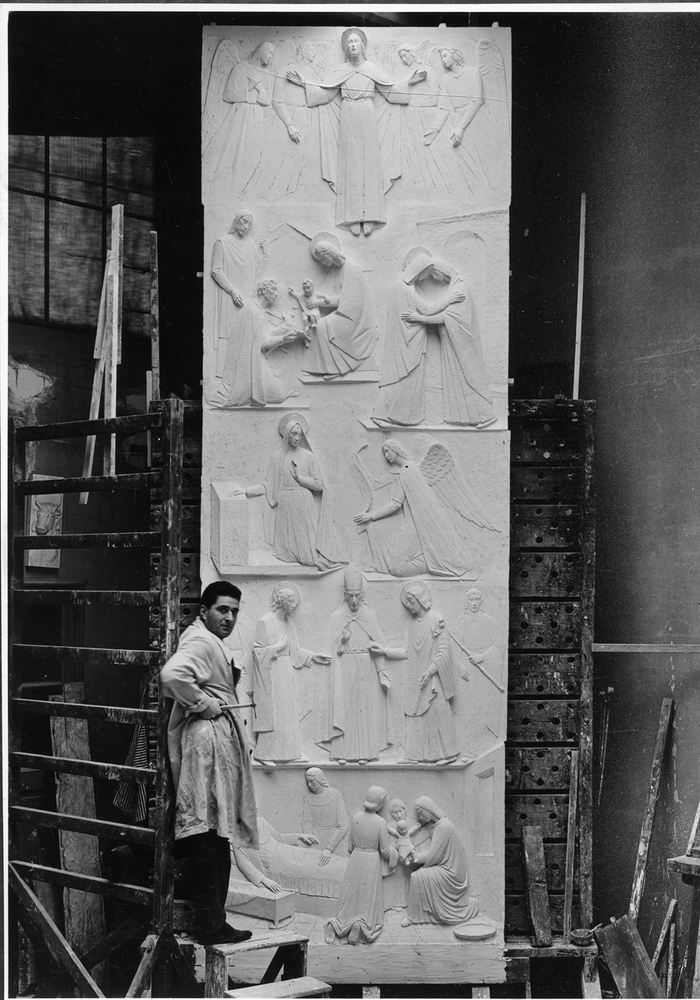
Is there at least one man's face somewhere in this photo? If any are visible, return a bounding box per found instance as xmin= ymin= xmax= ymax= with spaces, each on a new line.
xmin=234 ymin=215 xmax=251 ymax=237
xmin=344 ymin=588 xmax=363 ymax=613
xmin=201 ymin=596 xmax=240 ymax=639
xmin=264 ymin=283 xmax=278 ymax=305
xmin=282 ymin=590 xmax=299 ymax=614
xmin=403 ymin=592 xmax=420 ymax=615
xmin=466 ymin=593 xmax=482 ymax=613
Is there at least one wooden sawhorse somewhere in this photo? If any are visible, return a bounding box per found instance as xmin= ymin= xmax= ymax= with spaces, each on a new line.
xmin=204 ymin=931 xmax=314 ymax=998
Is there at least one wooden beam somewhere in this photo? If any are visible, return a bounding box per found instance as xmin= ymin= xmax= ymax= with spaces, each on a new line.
xmin=9 ymin=863 xmax=105 ymax=998
xmin=592 ymin=644 xmax=700 ymax=654
xmin=595 ymin=915 xmax=664 ymax=999
xmin=18 ymin=471 xmax=162 ymax=495
xmin=12 ymin=751 xmax=156 ymax=784
xmin=521 ymin=825 xmax=552 ymax=946
xmin=563 ymin=750 xmax=580 ymax=942
xmin=18 ymin=411 xmax=162 ymax=442
xmin=14 ymin=531 xmax=160 ymax=549
xmin=11 ymin=860 xmax=154 ymax=905
xmin=11 ymin=806 xmax=156 ymax=846
xmin=13 ymin=698 xmax=156 ymax=724
xmin=150 ymin=231 xmax=160 ymax=401
xmin=651 ymin=899 xmax=677 ymax=969
xmin=13 ymin=589 xmax=152 ymax=606
xmin=127 ymin=931 xmax=166 ymax=998
xmin=13 ymin=644 xmax=159 ymax=666
xmin=686 ymin=800 xmax=700 ymax=858
xmin=629 ymin=699 xmax=674 ymax=921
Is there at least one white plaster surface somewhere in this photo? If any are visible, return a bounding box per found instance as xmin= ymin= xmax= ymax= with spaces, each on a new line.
xmin=202 ymin=23 xmax=510 ymax=982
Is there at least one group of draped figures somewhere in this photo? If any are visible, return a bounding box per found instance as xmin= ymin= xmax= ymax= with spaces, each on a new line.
xmin=227 ymin=568 xmax=504 ymax=767
xmin=203 ymin=30 xmax=510 ymax=215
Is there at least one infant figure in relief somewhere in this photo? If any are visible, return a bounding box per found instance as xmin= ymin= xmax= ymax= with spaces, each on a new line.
xmin=287 ymin=278 xmax=328 ymax=341
xmin=389 ymin=818 xmax=419 ymax=863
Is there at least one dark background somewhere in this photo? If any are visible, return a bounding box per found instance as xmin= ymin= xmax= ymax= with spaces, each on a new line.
xmin=9 ymin=5 xmax=700 ymax=979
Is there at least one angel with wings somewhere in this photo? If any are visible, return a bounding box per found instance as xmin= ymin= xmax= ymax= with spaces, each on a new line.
xmin=351 ymin=438 xmax=500 ymax=579
xmin=436 ymin=39 xmax=510 ymax=203
xmin=202 ymin=38 xmax=277 ymax=197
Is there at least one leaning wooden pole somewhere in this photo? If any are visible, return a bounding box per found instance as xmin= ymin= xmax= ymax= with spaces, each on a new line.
xmin=573 ymin=192 xmax=586 ymax=400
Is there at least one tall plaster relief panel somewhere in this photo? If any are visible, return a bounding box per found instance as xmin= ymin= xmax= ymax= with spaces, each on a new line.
xmin=202 ymin=24 xmax=510 ymax=984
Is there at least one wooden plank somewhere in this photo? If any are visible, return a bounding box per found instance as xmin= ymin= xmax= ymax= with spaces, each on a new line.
xmin=14 ymin=589 xmax=152 ymax=606
xmin=629 ymin=699 xmax=674 ymax=921
xmin=12 ymin=752 xmax=156 ymax=784
xmin=506 ymin=895 xmax=580 ymax=937
xmin=18 ymin=471 xmax=162 ymax=496
xmin=667 ymin=855 xmax=700 ymax=878
xmin=510 ymin=399 xmax=593 ymax=421
xmin=509 ymin=654 xmax=581 ymax=696
xmin=578 ymin=401 xmax=595 ymax=929
xmin=11 ymin=806 xmax=156 ymax=846
xmin=15 ymin=531 xmax=160 ymax=550
xmin=11 ymin=860 xmax=154 ymax=905
xmin=506 ymin=748 xmax=572 ymax=792
xmin=511 ymin=504 xmax=582 ymax=550
xmin=80 ymin=267 xmax=109 ymax=503
xmin=509 ymin=653 xmax=580 ymax=697
xmin=511 ymin=466 xmax=583 ymax=502
xmin=562 ymin=750 xmax=580 ymax=943
xmin=686 ymin=800 xmax=700 ymax=857
xmin=507 ymin=842 xmax=569 ymax=892
xmin=225 ymin=977 xmax=332 ymax=998
xmin=666 ymin=921 xmax=675 ymax=998
xmin=511 ymin=551 xmax=583 ymax=598
xmin=9 ymin=863 xmax=105 ymax=998
xmin=581 ymin=955 xmax=602 ymax=998
xmin=510 ymin=420 xmax=584 ymax=464
xmin=651 ymin=899 xmax=677 ymax=968
xmin=13 ymin=644 xmax=158 ymax=666
xmin=149 ymin=231 xmax=160 ymax=401
xmin=506 ymin=935 xmax=597 ymax=957
xmin=594 ymin=915 xmax=664 ymax=998
xmin=505 ymin=794 xmax=569 ymax=839
xmin=521 ymin=825 xmax=552 ymax=946
xmin=13 ymin=698 xmax=155 ymax=724
xmin=592 ymin=643 xmax=700 ymax=654
xmin=509 ymin=602 xmax=581 ymax=650
xmin=18 ymin=411 xmax=161 ymax=443
xmin=127 ymin=930 xmax=165 ymax=998
xmin=686 ymin=883 xmax=700 ymax=1000
xmin=507 ymin=700 xmax=580 ymax=744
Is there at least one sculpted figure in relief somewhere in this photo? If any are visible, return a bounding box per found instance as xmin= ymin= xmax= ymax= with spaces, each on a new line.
xmin=211 ymin=212 xmax=266 ymax=377
xmin=300 ymin=234 xmax=379 ymax=378
xmin=399 ymin=581 xmax=464 ymax=765
xmin=286 ymin=28 xmax=427 ymax=236
xmin=317 ymin=565 xmax=398 ymax=765
xmin=213 ymin=276 xmax=304 ymax=408
xmin=325 ymin=786 xmax=398 ymax=945
xmin=376 ymin=248 xmax=496 ymax=428
xmin=250 ymin=582 xmax=331 ymax=766
xmin=438 ymin=41 xmax=510 ymax=202
xmin=401 ymin=796 xmax=479 ymax=928
xmin=455 ymin=587 xmax=505 ymax=692
xmin=393 ymin=44 xmax=452 ymax=199
xmin=204 ymin=40 xmax=276 ymax=195
xmin=233 ymin=812 xmax=348 ymax=901
xmin=302 ymin=767 xmax=350 ymax=861
xmin=382 ymin=799 xmax=414 ymax=911
xmin=352 ymin=438 xmax=499 ymax=578
xmin=239 ymin=413 xmax=346 ymax=570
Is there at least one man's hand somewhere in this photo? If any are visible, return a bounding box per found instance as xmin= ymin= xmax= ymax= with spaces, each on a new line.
xmin=261 ymin=876 xmax=282 ymax=893
xmin=200 ymin=699 xmax=223 ymax=720
xmin=230 ymin=288 xmax=244 ymax=307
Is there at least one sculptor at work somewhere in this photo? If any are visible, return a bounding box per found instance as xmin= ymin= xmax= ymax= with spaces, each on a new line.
xmin=286 ymin=28 xmax=426 ymax=235
xmin=160 ymin=581 xmax=257 ymax=945
xmin=239 ymin=412 xmax=345 ymax=569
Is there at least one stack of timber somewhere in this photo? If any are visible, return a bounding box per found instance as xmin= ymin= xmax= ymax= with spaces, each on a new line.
xmin=506 ymin=399 xmax=595 ymax=938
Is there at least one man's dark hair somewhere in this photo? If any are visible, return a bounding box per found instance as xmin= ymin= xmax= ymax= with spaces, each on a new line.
xmin=200 ymin=581 xmax=242 ymax=608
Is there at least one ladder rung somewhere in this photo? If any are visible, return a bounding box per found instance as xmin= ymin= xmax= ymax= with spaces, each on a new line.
xmin=15 ymin=412 xmax=163 ymax=442
xmin=13 ymin=644 xmax=159 ymax=666
xmin=15 ymin=532 xmax=160 ymax=550
xmin=12 ymin=752 xmax=157 ymax=784
xmin=10 ymin=860 xmax=154 ymax=905
xmin=15 ymin=472 xmax=162 ymax=496
xmin=13 ymin=698 xmax=157 ymax=725
xmin=11 ymin=806 xmax=156 ymax=846
xmin=14 ymin=590 xmax=152 ymax=606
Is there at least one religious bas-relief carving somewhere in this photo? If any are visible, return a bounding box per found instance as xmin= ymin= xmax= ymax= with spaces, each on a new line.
xmin=25 ymin=477 xmax=64 ymax=570
xmin=237 ymin=413 xmax=346 ymax=571
xmin=374 ymin=248 xmax=496 ymax=429
xmin=351 ymin=438 xmax=500 ymax=579
xmin=202 ymin=23 xmax=510 ymax=980
xmin=249 ymin=582 xmax=331 ymax=765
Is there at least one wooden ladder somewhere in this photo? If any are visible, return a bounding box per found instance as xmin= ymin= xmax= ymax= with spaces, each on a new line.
xmin=8 ymin=397 xmax=193 ymax=998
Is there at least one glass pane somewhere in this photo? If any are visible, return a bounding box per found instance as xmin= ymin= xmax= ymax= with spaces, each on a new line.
xmin=49 ymin=201 xmax=103 ymax=328
xmin=9 ymin=191 xmax=44 ymax=323
xmin=9 ymin=135 xmax=45 ymax=193
xmin=50 ymin=137 xmax=103 ymax=206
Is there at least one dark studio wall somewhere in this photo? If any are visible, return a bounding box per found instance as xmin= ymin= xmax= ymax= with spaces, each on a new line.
xmin=8 ymin=7 xmax=700 ymax=971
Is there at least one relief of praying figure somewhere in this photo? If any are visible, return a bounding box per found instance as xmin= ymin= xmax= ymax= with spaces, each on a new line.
xmin=351 ymin=438 xmax=499 ymax=579
xmin=325 ymin=786 xmax=398 ymax=945
xmin=238 ymin=413 xmax=346 ymax=570
xmin=300 ymin=234 xmax=379 ymax=378
xmin=286 ymin=28 xmax=427 ymax=236
xmin=203 ymin=40 xmax=276 ymax=195
xmin=317 ymin=564 xmax=401 ymax=765
xmin=399 ymin=581 xmax=464 ymax=765
xmin=213 ymin=277 xmax=306 ymax=408
xmin=401 ymin=796 xmax=479 ymax=930
xmin=302 ymin=767 xmax=350 ymax=860
xmin=250 ymin=582 xmax=331 ymax=766
xmin=375 ymin=248 xmax=496 ymax=428
xmin=437 ymin=41 xmax=510 ymax=203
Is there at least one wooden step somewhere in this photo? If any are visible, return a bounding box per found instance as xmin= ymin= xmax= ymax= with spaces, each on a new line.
xmin=15 ymin=411 xmax=163 ymax=442
xmin=13 ymin=643 xmax=158 ymax=666
xmin=225 ymin=977 xmax=331 ymax=998
xmin=15 ymin=531 xmax=160 ymax=549
xmin=12 ymin=751 xmax=156 ymax=784
xmin=15 ymin=472 xmax=161 ymax=496
xmin=10 ymin=860 xmax=154 ymax=905
xmin=11 ymin=805 xmax=156 ymax=846
xmin=13 ymin=698 xmax=156 ymax=724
